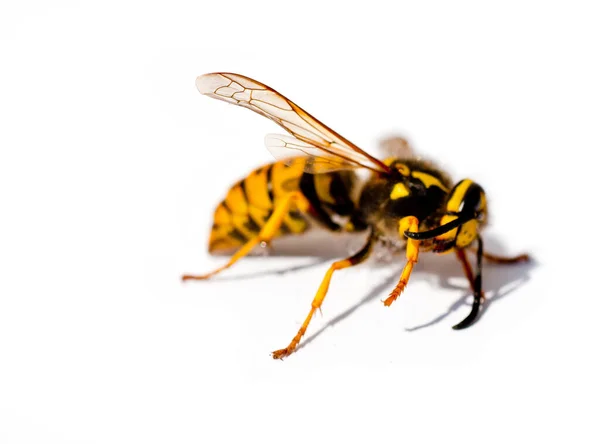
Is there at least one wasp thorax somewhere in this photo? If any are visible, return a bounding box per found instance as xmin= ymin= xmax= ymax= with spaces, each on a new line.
xmin=358 ymin=158 xmax=450 ymax=239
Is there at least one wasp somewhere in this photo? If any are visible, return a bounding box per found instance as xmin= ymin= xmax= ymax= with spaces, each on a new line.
xmin=182 ymin=72 xmax=530 ymax=359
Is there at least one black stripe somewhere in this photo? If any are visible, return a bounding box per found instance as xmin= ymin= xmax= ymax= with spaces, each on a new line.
xmin=349 ymin=211 xmax=368 ymax=232
xmin=299 ymin=173 xmax=341 ymax=231
xmin=239 ymin=179 xmax=249 ymax=203
xmin=288 ymin=209 xmax=304 ymax=222
xmin=243 ymin=217 xmax=261 ymax=234
xmin=405 ymin=212 xmax=474 ymax=240
xmin=462 ymin=183 xmax=483 ymax=211
xmin=279 ymin=221 xmax=291 ymax=234
xmin=221 ymin=199 xmax=255 ymax=240
xmin=239 ymin=178 xmax=263 ymax=232
xmin=228 ymin=227 xmax=247 ymax=243
xmin=221 ymin=200 xmax=232 ymax=214
xmin=265 ymin=164 xmax=274 ymax=203
xmin=327 ymin=173 xmax=354 ymax=216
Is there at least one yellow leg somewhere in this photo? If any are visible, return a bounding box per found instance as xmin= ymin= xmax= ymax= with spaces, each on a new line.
xmin=383 ymin=216 xmax=420 ymax=307
xmin=182 ymin=192 xmax=309 ymax=281
xmin=272 ymin=230 xmax=376 ymax=359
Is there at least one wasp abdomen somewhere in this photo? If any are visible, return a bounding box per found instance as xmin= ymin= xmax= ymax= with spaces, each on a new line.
xmin=208 ymin=158 xmax=361 ymax=253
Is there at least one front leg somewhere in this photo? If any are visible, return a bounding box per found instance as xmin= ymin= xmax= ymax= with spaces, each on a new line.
xmin=383 ymin=216 xmax=420 ymax=307
xmin=453 ymin=235 xmax=484 ymax=330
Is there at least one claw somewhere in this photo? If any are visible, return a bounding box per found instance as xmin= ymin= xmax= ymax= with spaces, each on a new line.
xmin=272 ymin=347 xmax=294 ymax=360
xmin=452 ymin=295 xmax=482 ymax=330
xmin=383 ymin=294 xmax=397 ymax=307
xmin=181 ymin=274 xmax=211 ymax=281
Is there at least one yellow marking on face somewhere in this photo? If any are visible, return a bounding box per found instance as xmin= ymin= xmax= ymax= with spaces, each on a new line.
xmin=456 ymin=220 xmax=478 ymax=248
xmin=436 ymin=214 xmax=459 ymax=244
xmin=436 ymin=179 xmax=481 ymax=249
xmin=446 ymin=179 xmax=473 ymax=212
xmin=390 ymin=183 xmax=410 ymax=200
xmin=412 ymin=171 xmax=450 ymax=192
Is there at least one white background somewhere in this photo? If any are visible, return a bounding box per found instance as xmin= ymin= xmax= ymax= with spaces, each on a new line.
xmin=1 ymin=1 xmax=598 ymax=443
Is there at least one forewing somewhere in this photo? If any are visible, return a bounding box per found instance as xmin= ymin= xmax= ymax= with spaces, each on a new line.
xmin=196 ymin=72 xmax=391 ymax=174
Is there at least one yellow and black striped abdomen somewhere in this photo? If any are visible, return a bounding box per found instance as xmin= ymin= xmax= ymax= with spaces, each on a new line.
xmin=208 ymin=158 xmax=361 ymax=253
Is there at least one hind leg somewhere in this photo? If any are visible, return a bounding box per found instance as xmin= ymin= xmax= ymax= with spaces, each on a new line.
xmin=272 ymin=229 xmax=376 ymax=359
xmin=479 ymin=251 xmax=530 ymax=264
xmin=182 ymin=191 xmax=309 ymax=281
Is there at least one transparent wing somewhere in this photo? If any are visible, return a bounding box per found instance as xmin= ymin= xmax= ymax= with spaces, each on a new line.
xmin=196 ymin=72 xmax=391 ymax=174
xmin=265 ymin=134 xmax=365 ymax=173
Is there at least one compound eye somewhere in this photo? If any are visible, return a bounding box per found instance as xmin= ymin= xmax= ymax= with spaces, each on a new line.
xmin=461 ymin=185 xmax=482 ymax=215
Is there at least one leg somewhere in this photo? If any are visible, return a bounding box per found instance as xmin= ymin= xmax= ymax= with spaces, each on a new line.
xmin=453 ymin=235 xmax=483 ymax=330
xmin=455 ymin=248 xmax=479 ymax=295
xmin=272 ymin=229 xmax=376 ymax=359
xmin=383 ymin=216 xmax=420 ymax=307
xmin=182 ymin=192 xmax=309 ymax=281
xmin=478 ymin=250 xmax=530 ymax=264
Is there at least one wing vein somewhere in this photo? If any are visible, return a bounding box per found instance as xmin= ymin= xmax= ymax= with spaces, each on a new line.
xmin=196 ymin=72 xmax=392 ymax=175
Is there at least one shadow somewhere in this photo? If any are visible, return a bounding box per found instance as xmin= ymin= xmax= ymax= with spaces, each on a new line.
xmin=297 ymin=233 xmax=537 ymax=349
xmin=209 ymin=230 xmax=369 ymax=260
xmin=405 ymin=256 xmax=537 ymax=331
xmin=197 ymin=230 xmax=367 ymax=281
xmin=192 ymin=230 xmax=536 ymax=350
xmin=209 ymin=257 xmax=330 ymax=281
xmin=298 ymin=269 xmax=401 ymax=351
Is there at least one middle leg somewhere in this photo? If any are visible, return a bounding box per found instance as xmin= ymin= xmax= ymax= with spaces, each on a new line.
xmin=479 ymin=250 xmax=530 ymax=264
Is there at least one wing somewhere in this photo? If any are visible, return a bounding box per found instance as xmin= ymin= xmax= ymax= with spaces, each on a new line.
xmin=196 ymin=72 xmax=391 ymax=175
xmin=265 ymin=134 xmax=367 ymax=173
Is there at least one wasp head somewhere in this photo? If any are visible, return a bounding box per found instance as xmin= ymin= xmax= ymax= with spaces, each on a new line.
xmin=432 ymin=179 xmax=487 ymax=253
